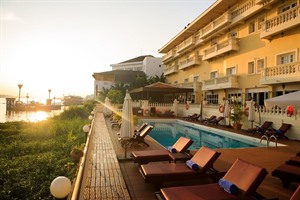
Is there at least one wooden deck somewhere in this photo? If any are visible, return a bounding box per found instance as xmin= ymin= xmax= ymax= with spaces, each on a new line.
xmin=82 ymin=111 xmax=300 ymax=200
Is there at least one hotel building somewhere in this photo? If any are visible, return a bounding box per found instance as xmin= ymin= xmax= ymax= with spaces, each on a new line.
xmin=159 ymin=0 xmax=300 ymax=107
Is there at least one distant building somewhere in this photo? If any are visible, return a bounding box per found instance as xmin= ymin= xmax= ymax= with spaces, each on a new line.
xmin=92 ymin=70 xmax=146 ymax=97
xmin=110 ymin=55 xmax=164 ymax=78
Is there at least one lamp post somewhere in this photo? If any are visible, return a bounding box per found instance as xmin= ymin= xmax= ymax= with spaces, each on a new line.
xmin=48 ymin=89 xmax=52 ymax=99
xmin=82 ymin=124 xmax=90 ymax=141
xmin=88 ymin=115 xmax=93 ymax=123
xmin=50 ymin=176 xmax=71 ymax=200
xmin=18 ymin=84 xmax=23 ymax=102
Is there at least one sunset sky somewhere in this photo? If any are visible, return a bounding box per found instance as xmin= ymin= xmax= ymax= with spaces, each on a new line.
xmin=0 ymin=0 xmax=214 ymax=100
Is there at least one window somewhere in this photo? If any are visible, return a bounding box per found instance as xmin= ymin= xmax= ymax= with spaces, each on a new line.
xmin=279 ymin=1 xmax=297 ymax=13
xmin=277 ymin=52 xmax=295 ymax=65
xmin=227 ymin=93 xmax=242 ymax=105
xmin=211 ymin=38 xmax=218 ymax=46
xmin=206 ymin=94 xmax=219 ymax=105
xmin=248 ymin=61 xmax=255 ymax=74
xmin=174 ymin=81 xmax=178 ymax=84
xmin=257 ymin=15 xmax=265 ymax=30
xmin=194 ymin=76 xmax=199 ymax=82
xmin=248 ymin=21 xmax=255 ymax=34
xmin=210 ymin=71 xmax=218 ymax=79
xmin=228 ymin=30 xmax=238 ymax=38
xmin=257 ymin=59 xmax=265 ymax=73
xmin=184 ymin=78 xmax=189 ymax=83
xmin=226 ymin=67 xmax=236 ymax=75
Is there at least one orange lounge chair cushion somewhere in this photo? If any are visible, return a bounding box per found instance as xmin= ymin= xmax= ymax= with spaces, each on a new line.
xmin=131 ymin=137 xmax=193 ymax=164
xmin=161 ymin=183 xmax=238 ymax=200
xmin=140 ymin=147 xmax=221 ymax=185
xmin=131 ymin=150 xmax=170 ymax=163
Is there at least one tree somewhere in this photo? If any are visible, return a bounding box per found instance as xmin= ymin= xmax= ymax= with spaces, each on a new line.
xmin=128 ymin=75 xmax=148 ymax=90
xmin=98 ymin=87 xmax=110 ymax=102
xmin=148 ymin=73 xmax=166 ymax=84
xmin=107 ymin=89 xmax=124 ymax=104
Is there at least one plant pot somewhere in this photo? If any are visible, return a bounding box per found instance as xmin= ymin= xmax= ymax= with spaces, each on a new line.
xmin=70 ymin=149 xmax=83 ymax=159
xmin=233 ymin=123 xmax=242 ymax=130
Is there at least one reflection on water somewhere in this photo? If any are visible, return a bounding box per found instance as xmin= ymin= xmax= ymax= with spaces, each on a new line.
xmin=0 ymin=98 xmax=63 ymax=123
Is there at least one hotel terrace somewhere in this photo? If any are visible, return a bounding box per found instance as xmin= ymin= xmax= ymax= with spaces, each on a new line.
xmin=158 ymin=0 xmax=300 ymax=140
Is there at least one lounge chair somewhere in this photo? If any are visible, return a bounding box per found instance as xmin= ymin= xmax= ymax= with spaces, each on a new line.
xmin=272 ymin=163 xmax=300 ymax=188
xmin=111 ymin=119 xmax=122 ymax=129
xmin=134 ymin=122 xmax=148 ymax=133
xmin=199 ymin=115 xmax=216 ymax=123
xmin=264 ymin=123 xmax=291 ymax=139
xmin=248 ymin=121 xmax=273 ymax=135
xmin=286 ymin=156 xmax=300 ymax=167
xmin=291 ymin=185 xmax=300 ymax=200
xmin=189 ymin=114 xmax=201 ymax=121
xmin=128 ymin=125 xmax=153 ymax=147
xmin=131 ymin=136 xmax=193 ymax=164
xmin=182 ymin=113 xmax=198 ymax=121
xmin=156 ymin=158 xmax=268 ymax=200
xmin=139 ymin=146 xmax=224 ymax=188
xmin=206 ymin=116 xmax=224 ymax=126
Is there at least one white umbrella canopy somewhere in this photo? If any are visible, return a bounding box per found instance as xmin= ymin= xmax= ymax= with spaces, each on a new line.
xmin=223 ymin=99 xmax=230 ymax=126
xmin=264 ymin=90 xmax=300 ymax=110
xmin=171 ymin=99 xmax=179 ymax=117
xmin=104 ymin=97 xmax=112 ymax=116
xmin=120 ymin=91 xmax=134 ymax=138
xmin=223 ymin=100 xmax=230 ymax=118
xmin=247 ymin=100 xmax=255 ymax=129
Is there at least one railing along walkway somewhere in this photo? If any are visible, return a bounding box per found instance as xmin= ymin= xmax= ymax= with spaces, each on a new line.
xmin=81 ymin=112 xmax=130 ymax=199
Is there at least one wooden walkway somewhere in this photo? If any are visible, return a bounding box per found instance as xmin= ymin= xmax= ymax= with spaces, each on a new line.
xmin=81 ymin=112 xmax=130 ymax=200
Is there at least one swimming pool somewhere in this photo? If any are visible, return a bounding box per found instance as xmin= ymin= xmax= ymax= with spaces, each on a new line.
xmin=142 ymin=119 xmax=281 ymax=150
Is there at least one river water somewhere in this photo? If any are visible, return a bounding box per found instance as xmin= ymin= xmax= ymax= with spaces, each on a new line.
xmin=0 ymin=98 xmax=63 ymax=123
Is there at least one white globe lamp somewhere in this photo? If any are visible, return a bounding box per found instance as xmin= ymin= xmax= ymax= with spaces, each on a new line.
xmin=50 ymin=176 xmax=71 ymax=199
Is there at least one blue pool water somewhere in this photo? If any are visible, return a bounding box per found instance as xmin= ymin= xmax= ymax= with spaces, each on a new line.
xmin=143 ymin=119 xmax=267 ymax=150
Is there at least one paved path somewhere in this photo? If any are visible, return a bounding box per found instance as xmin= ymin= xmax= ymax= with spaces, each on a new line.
xmin=82 ymin=111 xmax=130 ymax=200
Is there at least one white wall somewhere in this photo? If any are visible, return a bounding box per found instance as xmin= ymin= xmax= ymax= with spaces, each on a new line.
xmin=143 ymin=57 xmax=164 ymax=78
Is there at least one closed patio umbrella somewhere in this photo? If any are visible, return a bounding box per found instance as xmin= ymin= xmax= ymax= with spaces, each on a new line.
xmin=171 ymin=99 xmax=179 ymax=117
xmin=120 ymin=91 xmax=134 ymax=138
xmin=247 ymin=100 xmax=255 ymax=129
xmin=104 ymin=97 xmax=112 ymax=116
xmin=223 ymin=99 xmax=230 ymax=126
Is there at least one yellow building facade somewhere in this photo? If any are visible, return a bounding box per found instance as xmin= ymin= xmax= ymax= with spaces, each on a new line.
xmin=159 ymin=0 xmax=300 ymax=107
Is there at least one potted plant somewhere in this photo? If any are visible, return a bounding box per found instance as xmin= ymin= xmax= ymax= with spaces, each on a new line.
xmin=230 ymin=104 xmax=244 ymax=130
xmin=70 ymin=143 xmax=85 ymax=159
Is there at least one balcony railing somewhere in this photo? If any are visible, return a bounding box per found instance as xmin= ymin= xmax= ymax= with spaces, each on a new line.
xmin=164 ymin=65 xmax=179 ymax=76
xmin=231 ymin=0 xmax=257 ymax=22
xmin=255 ymin=0 xmax=279 ymax=6
xmin=162 ymin=49 xmax=176 ymax=62
xmin=259 ymin=61 xmax=300 ymax=85
xmin=200 ymin=12 xmax=232 ymax=39
xmin=202 ymin=75 xmax=240 ymax=91
xmin=260 ymin=6 xmax=300 ymax=39
xmin=178 ymin=56 xmax=201 ymax=70
xmin=202 ymin=38 xmax=239 ymax=60
xmin=177 ymin=37 xmax=195 ymax=53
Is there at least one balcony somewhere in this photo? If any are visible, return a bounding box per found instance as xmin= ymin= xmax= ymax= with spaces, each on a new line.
xmin=255 ymin=0 xmax=279 ymax=6
xmin=200 ymin=12 xmax=232 ymax=39
xmin=202 ymin=38 xmax=239 ymax=61
xmin=202 ymin=75 xmax=240 ymax=91
xmin=260 ymin=6 xmax=300 ymax=39
xmin=178 ymin=56 xmax=201 ymax=70
xmin=162 ymin=49 xmax=176 ymax=62
xmin=177 ymin=37 xmax=195 ymax=53
xmin=164 ymin=65 xmax=179 ymax=76
xmin=259 ymin=62 xmax=300 ymax=85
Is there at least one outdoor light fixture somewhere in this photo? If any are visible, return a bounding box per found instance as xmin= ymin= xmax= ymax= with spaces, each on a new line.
xmin=88 ymin=115 xmax=93 ymax=121
xmin=83 ymin=124 xmax=90 ymax=140
xmin=91 ymin=110 xmax=94 ymax=115
xmin=50 ymin=176 xmax=71 ymax=199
